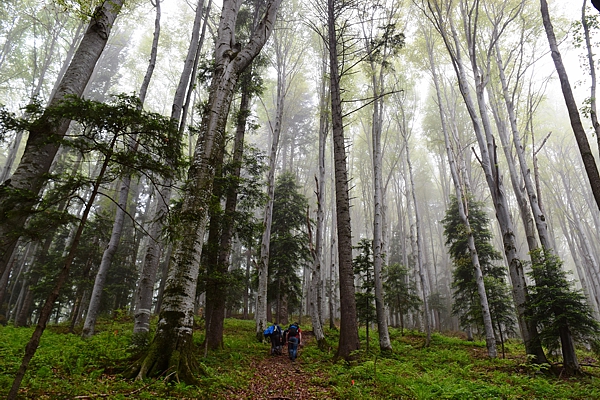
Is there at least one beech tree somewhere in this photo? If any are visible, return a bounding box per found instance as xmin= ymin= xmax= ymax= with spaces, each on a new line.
xmin=128 ymin=0 xmax=282 ymax=383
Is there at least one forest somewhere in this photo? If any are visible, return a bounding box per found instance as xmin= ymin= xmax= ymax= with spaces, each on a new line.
xmin=1 ymin=0 xmax=600 ymax=398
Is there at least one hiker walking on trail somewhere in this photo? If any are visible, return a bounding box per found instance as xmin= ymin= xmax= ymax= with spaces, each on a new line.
xmin=284 ymin=322 xmax=302 ymax=361
xmin=264 ymin=323 xmax=283 ymax=355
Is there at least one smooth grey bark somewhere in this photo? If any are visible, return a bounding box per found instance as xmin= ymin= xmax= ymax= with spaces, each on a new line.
xmin=582 ymin=0 xmax=600 ymax=153
xmin=81 ymin=177 xmax=131 ymax=338
xmin=130 ymin=0 xmax=282 ymax=383
xmin=404 ymin=130 xmax=432 ymax=347
xmin=133 ymin=0 xmax=203 ymax=339
xmin=361 ymin=7 xmax=393 ymax=352
xmin=540 ymin=0 xmax=600 ymax=211
xmin=424 ymin=0 xmax=546 ymax=363
xmin=315 ymin=41 xmax=329 ymax=329
xmin=424 ymin=28 xmax=496 ymax=357
xmin=0 ymin=130 xmax=24 ymax=183
xmin=256 ymin=60 xmax=284 ymax=341
xmin=0 ymin=0 xmax=125 ymax=284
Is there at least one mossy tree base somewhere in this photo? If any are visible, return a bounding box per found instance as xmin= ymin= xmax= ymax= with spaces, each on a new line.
xmin=126 ymin=312 xmax=204 ymax=385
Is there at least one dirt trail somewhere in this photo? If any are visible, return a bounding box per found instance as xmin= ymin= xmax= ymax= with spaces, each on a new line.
xmin=224 ymin=333 xmax=336 ymax=399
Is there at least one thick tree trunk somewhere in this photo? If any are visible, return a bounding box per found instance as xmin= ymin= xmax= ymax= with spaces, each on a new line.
xmin=328 ymin=0 xmax=359 ymax=360
xmin=129 ymin=0 xmax=281 ymax=382
xmin=0 ymin=0 xmax=125 ymax=281
xmin=540 ymin=0 xmax=600 ymax=211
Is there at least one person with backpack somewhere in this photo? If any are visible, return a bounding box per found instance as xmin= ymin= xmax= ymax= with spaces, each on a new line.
xmin=284 ymin=322 xmax=302 ymax=361
xmin=264 ymin=323 xmax=283 ymax=355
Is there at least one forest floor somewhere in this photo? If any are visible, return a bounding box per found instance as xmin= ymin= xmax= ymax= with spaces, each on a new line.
xmin=223 ymin=332 xmax=335 ymax=399
xmin=1 ymin=318 xmax=600 ymax=399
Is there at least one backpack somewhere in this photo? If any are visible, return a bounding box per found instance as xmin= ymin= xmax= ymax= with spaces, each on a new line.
xmin=287 ymin=324 xmax=298 ymax=338
xmin=263 ymin=325 xmax=275 ymax=338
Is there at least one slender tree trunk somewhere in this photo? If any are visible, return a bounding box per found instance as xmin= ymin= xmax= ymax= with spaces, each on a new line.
xmin=540 ymin=0 xmax=600 ymax=211
xmin=256 ymin=84 xmax=283 ymax=340
xmin=82 ymin=176 xmax=131 ymax=338
xmin=7 ymin=136 xmax=116 ymax=400
xmin=405 ymin=136 xmax=432 ymax=347
xmin=425 ymin=28 xmax=496 ymax=357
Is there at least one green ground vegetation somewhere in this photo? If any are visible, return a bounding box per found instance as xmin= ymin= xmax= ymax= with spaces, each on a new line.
xmin=1 ymin=317 xmax=599 ymax=399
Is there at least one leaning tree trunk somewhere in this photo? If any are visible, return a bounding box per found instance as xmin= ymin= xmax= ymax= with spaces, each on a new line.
xmin=540 ymin=0 xmax=600 ymax=211
xmin=128 ymin=0 xmax=282 ymax=383
xmin=0 ymin=0 xmax=124 ymax=282
xmin=425 ymin=29 xmax=496 ymax=357
xmin=424 ymin=0 xmax=546 ymax=363
xmin=582 ymin=1 xmax=600 ymax=153
xmin=328 ymin=0 xmax=360 ymax=361
xmin=7 ymin=135 xmax=117 ymax=400
xmin=82 ymin=176 xmax=131 ymax=338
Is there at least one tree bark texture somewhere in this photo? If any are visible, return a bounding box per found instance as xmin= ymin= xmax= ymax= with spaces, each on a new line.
xmin=130 ymin=0 xmax=281 ymax=383
xmin=328 ymin=0 xmax=360 ymax=360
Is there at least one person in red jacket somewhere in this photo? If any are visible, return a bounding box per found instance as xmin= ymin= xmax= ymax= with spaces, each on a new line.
xmin=284 ymin=322 xmax=302 ymax=361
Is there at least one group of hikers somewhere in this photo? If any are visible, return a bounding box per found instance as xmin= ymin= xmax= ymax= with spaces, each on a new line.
xmin=263 ymin=322 xmax=302 ymax=361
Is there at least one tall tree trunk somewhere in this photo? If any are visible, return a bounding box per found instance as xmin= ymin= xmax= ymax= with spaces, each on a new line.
xmin=424 ymin=0 xmax=546 ymax=363
xmin=425 ymin=28 xmax=496 ymax=357
xmin=405 ymin=134 xmax=432 ymax=347
xmin=328 ymin=0 xmax=360 ymax=360
xmin=540 ymin=0 xmax=600 ymax=211
xmin=582 ymin=0 xmax=600 ymax=153
xmin=256 ymin=75 xmax=283 ymax=340
xmin=205 ymin=57 xmax=256 ymax=348
xmin=133 ymin=0 xmax=203 ymax=341
xmin=129 ymin=0 xmax=281 ymax=383
xmin=82 ymin=177 xmax=130 ymax=337
xmin=0 ymin=0 xmax=125 ymax=281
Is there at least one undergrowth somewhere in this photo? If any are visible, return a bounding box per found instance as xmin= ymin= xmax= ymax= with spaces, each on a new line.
xmin=0 ymin=317 xmax=598 ymax=399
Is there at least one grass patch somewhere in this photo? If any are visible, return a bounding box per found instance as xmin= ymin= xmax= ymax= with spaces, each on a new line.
xmin=0 ymin=318 xmax=599 ymax=399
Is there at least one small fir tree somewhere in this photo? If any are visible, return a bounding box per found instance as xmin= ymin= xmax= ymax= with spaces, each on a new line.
xmin=442 ymin=195 xmax=515 ymax=341
xmin=268 ymin=172 xmax=310 ymax=322
xmin=382 ymin=262 xmax=421 ymax=335
xmin=527 ymin=249 xmax=599 ymax=375
xmin=353 ymin=238 xmax=376 ymax=350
